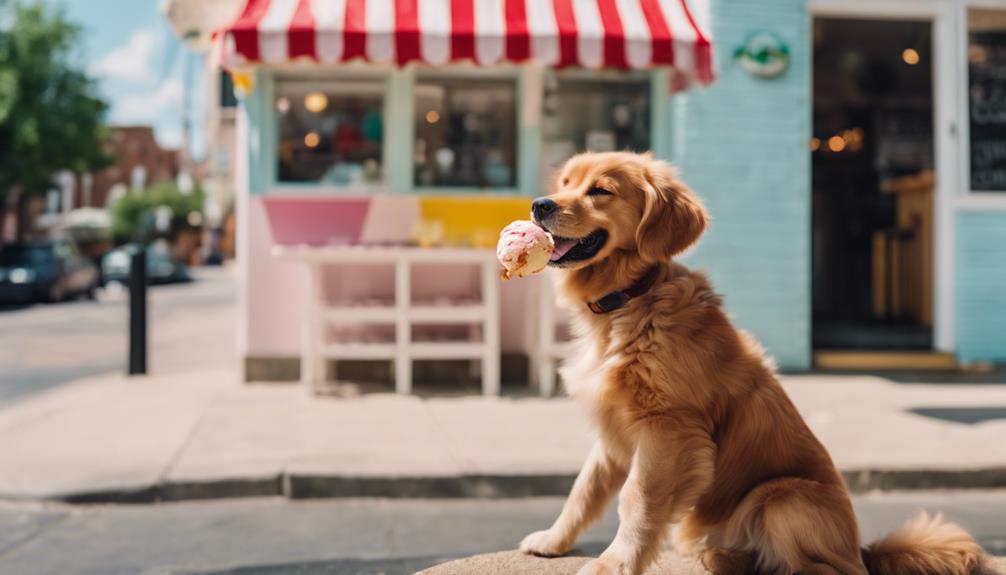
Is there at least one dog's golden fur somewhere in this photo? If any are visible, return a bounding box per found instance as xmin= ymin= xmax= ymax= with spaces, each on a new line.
xmin=520 ymin=152 xmax=989 ymax=575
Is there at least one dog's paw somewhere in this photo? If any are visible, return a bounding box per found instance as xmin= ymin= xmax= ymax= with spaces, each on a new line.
xmin=519 ymin=529 xmax=570 ymax=557
xmin=576 ymin=556 xmax=628 ymax=575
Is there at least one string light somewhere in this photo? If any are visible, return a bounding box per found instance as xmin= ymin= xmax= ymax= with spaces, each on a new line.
xmin=304 ymin=131 xmax=320 ymax=148
xmin=902 ymin=48 xmax=920 ymax=65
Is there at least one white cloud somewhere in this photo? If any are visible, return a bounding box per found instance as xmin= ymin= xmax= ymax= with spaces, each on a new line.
xmin=154 ymin=122 xmax=184 ymax=149
xmin=90 ymin=27 xmax=161 ymax=84
xmin=108 ymin=75 xmax=185 ymax=148
xmin=114 ymin=76 xmax=183 ymax=122
xmin=91 ymin=24 xmax=207 ymax=155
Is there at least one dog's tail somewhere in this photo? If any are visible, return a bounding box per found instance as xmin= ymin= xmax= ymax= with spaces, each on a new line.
xmin=861 ymin=511 xmax=989 ymax=575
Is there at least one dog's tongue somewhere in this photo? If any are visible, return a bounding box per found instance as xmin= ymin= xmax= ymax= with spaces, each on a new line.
xmin=550 ymin=238 xmax=578 ymax=261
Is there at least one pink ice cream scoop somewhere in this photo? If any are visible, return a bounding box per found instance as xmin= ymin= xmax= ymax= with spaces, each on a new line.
xmin=496 ymin=220 xmax=555 ymax=280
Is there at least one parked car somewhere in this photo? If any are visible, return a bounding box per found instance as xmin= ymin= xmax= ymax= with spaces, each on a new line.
xmin=102 ymin=241 xmax=191 ymax=285
xmin=0 ymin=239 xmax=100 ymax=304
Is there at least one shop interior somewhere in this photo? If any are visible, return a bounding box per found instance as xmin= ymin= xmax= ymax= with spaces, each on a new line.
xmin=812 ymin=17 xmax=935 ymax=351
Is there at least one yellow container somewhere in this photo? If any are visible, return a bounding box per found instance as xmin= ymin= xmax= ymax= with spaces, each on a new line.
xmin=418 ymin=196 xmax=532 ymax=248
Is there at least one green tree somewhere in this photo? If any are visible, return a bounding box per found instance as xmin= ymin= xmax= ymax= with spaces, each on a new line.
xmin=0 ymin=0 xmax=112 ymax=241
xmin=111 ymin=182 xmax=204 ymax=243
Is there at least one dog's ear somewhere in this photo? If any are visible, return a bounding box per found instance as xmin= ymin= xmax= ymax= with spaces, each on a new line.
xmin=635 ymin=161 xmax=708 ymax=262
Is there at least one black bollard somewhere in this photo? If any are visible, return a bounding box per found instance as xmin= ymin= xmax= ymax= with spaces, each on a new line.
xmin=128 ymin=247 xmax=147 ymax=375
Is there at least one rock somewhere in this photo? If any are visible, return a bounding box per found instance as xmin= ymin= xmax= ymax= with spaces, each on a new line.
xmin=419 ymin=549 xmax=1006 ymax=575
xmin=417 ymin=549 xmax=710 ymax=575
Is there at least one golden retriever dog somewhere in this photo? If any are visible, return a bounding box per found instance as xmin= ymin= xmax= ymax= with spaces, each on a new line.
xmin=520 ymin=151 xmax=989 ymax=575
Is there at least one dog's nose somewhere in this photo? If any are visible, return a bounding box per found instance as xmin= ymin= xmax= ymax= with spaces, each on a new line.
xmin=531 ymin=197 xmax=558 ymax=221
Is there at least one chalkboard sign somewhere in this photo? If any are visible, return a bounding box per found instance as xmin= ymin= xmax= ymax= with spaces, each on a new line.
xmin=969 ymin=30 xmax=1006 ymax=191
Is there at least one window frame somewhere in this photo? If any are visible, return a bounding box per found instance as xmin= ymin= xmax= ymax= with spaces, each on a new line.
xmin=543 ymin=68 xmax=658 ymax=161
xmin=959 ymin=0 xmax=1006 ymax=202
xmin=408 ymin=66 xmax=524 ymax=195
xmin=260 ymin=64 xmax=668 ymax=197
xmin=266 ymin=67 xmax=394 ymax=195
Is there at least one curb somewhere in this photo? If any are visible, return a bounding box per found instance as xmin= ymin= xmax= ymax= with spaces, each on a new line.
xmin=286 ymin=474 xmax=577 ymax=500
xmin=841 ymin=467 xmax=1006 ymax=491
xmin=12 ymin=466 xmax=1006 ymax=505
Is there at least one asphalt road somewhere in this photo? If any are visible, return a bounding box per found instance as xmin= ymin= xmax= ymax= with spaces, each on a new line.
xmin=0 ymin=492 xmax=1004 ymax=575
xmin=0 ymin=267 xmax=236 ymax=403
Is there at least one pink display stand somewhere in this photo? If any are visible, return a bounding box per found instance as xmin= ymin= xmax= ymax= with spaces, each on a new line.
xmin=262 ymin=196 xmax=372 ymax=246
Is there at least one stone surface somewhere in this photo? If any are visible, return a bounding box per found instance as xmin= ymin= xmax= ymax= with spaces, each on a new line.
xmin=421 ymin=550 xmax=1006 ymax=575
xmin=419 ymin=550 xmax=708 ymax=575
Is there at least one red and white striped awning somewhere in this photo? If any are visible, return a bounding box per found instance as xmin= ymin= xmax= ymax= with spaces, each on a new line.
xmin=220 ymin=0 xmax=714 ymax=86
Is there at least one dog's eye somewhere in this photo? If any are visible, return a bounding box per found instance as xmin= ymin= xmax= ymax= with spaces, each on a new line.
xmin=587 ymin=187 xmax=613 ymax=197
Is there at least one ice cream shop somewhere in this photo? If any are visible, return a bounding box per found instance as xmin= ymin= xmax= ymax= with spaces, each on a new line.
xmin=216 ymin=0 xmax=717 ymax=394
xmin=203 ymin=0 xmax=1006 ymax=392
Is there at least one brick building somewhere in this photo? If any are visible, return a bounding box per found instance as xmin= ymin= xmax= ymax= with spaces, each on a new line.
xmin=74 ymin=126 xmax=181 ymax=209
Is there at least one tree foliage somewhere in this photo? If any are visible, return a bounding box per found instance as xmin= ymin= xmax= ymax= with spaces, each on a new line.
xmin=111 ymin=182 xmax=204 ymax=242
xmin=0 ymin=0 xmax=112 ymax=201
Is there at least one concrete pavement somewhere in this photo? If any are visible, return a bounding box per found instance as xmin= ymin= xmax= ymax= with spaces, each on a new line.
xmin=4 ymin=265 xmax=1006 ymax=501
xmin=2 ymin=365 xmax=1006 ymax=501
xmin=2 ymin=492 xmax=1006 ymax=575
xmin=0 ymin=266 xmax=235 ymax=403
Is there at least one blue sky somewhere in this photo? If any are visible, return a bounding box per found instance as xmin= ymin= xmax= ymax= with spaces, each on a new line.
xmin=55 ymin=0 xmax=205 ymax=156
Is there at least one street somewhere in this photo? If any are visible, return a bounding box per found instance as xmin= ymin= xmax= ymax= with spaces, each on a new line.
xmin=0 ymin=491 xmax=1004 ymax=575
xmin=0 ymin=267 xmax=235 ymax=403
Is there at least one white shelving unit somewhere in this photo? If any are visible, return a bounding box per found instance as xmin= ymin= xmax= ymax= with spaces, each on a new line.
xmin=528 ymin=270 xmax=572 ymax=397
xmin=274 ymin=245 xmax=501 ymax=396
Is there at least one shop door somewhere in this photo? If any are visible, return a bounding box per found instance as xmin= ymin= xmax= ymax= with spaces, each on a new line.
xmin=812 ymin=17 xmax=935 ymax=352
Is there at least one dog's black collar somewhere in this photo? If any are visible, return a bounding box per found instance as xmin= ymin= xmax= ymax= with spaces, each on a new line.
xmin=586 ymin=266 xmax=661 ymax=314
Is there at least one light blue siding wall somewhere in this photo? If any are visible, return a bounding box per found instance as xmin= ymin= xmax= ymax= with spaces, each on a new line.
xmin=245 ymin=70 xmax=270 ymax=196
xmin=672 ymin=0 xmax=812 ymax=370
xmin=956 ymin=210 xmax=1006 ymax=364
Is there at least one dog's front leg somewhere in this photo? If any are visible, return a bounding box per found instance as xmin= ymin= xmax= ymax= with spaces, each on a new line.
xmin=520 ymin=440 xmax=630 ymax=557
xmin=578 ymin=419 xmax=716 ymax=575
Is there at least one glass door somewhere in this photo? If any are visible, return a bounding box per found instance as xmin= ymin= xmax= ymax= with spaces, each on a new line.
xmin=811 ymin=17 xmax=936 ymax=350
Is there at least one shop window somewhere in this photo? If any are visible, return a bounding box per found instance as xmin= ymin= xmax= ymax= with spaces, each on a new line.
xmin=413 ymin=76 xmax=518 ymax=188
xmin=543 ymin=75 xmax=652 ymax=168
xmin=967 ymin=8 xmax=1006 ymax=192
xmin=274 ymin=79 xmax=384 ymax=184
xmin=220 ymin=71 xmax=238 ymax=109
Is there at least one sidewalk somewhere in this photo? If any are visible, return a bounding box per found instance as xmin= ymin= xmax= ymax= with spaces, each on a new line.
xmin=1 ymin=369 xmax=1006 ymax=502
